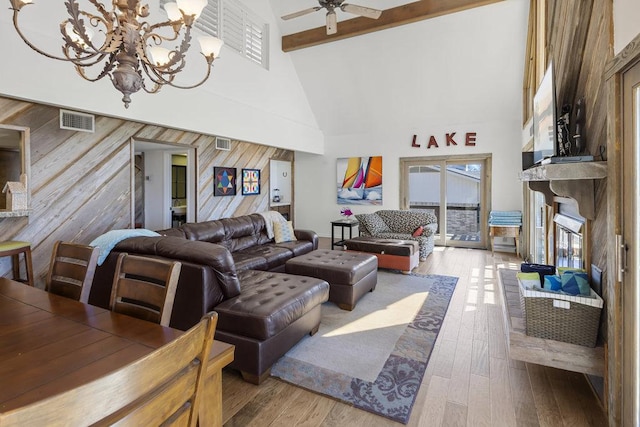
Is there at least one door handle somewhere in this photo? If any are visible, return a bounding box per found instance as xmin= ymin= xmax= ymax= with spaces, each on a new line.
xmin=616 ymin=234 xmax=628 ymax=282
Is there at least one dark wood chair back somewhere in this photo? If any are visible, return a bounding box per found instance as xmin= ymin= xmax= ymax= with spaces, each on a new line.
xmin=45 ymin=241 xmax=99 ymax=303
xmin=110 ymin=253 xmax=181 ymax=327
xmin=0 ymin=312 xmax=218 ymax=426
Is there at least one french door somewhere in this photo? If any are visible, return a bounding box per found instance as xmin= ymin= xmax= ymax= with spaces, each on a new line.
xmin=400 ymin=155 xmax=491 ymax=249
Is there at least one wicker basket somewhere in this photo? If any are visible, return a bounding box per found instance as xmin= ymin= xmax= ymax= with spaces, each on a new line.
xmin=517 ymin=278 xmax=603 ymax=347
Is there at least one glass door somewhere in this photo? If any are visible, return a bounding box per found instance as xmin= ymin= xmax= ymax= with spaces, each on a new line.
xmin=444 ymin=162 xmax=483 ymax=247
xmin=407 ymin=163 xmax=441 ymax=234
xmin=401 ymin=155 xmax=490 ymax=249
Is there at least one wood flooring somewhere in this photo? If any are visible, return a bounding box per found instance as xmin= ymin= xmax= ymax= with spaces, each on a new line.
xmin=221 ymin=240 xmax=607 ymax=426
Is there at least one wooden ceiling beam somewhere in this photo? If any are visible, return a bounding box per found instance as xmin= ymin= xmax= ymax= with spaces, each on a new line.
xmin=282 ymin=0 xmax=506 ymax=52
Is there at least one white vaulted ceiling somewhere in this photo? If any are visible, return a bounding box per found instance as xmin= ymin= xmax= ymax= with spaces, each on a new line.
xmin=265 ymin=0 xmax=525 ymax=138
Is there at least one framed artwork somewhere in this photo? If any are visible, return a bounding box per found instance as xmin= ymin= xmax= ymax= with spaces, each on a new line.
xmin=213 ymin=167 xmax=236 ymax=196
xmin=336 ymin=156 xmax=383 ymax=205
xmin=241 ymin=168 xmax=261 ymax=195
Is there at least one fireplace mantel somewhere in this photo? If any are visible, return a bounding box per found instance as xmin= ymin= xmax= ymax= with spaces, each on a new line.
xmin=520 ymin=161 xmax=607 ymax=220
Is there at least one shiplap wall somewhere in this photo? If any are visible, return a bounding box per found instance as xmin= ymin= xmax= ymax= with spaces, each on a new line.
xmin=0 ymin=96 xmax=293 ymax=288
xmin=547 ymin=0 xmax=611 ymax=273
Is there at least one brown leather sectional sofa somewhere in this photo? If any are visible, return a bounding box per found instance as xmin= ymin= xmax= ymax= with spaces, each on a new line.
xmin=89 ymin=214 xmax=329 ymax=384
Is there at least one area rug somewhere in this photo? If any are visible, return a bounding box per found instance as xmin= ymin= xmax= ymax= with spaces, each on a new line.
xmin=270 ymin=271 xmax=458 ymax=424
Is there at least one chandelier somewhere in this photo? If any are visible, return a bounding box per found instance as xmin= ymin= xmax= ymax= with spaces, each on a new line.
xmin=9 ymin=0 xmax=224 ymax=108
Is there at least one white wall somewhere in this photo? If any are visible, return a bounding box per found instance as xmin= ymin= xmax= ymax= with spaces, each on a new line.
xmin=614 ymin=0 xmax=640 ymax=54
xmin=269 ymin=160 xmax=292 ymax=205
xmin=293 ymin=0 xmax=529 ymax=237
xmin=0 ymin=0 xmax=324 ymax=153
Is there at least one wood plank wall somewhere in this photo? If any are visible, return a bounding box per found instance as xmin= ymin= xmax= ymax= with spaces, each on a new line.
xmin=0 ymin=96 xmax=293 ymax=288
xmin=542 ymin=0 xmax=612 ymax=340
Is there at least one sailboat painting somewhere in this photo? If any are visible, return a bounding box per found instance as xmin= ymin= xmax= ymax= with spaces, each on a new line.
xmin=336 ymin=156 xmax=383 ymax=205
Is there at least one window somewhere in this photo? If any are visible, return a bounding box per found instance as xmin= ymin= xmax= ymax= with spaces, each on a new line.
xmin=159 ymin=0 xmax=268 ymax=69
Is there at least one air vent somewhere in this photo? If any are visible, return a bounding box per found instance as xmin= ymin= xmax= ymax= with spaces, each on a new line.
xmin=215 ymin=137 xmax=231 ymax=151
xmin=60 ymin=109 xmax=95 ymax=133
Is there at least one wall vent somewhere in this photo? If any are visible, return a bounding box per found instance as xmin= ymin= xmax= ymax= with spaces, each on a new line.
xmin=215 ymin=137 xmax=231 ymax=151
xmin=60 ymin=109 xmax=95 ymax=133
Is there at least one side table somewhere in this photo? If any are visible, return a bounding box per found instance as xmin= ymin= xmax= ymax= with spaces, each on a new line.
xmin=331 ymin=218 xmax=359 ymax=250
xmin=489 ymin=225 xmax=520 ymax=257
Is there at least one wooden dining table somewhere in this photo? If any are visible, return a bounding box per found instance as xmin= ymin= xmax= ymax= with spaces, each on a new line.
xmin=0 ymin=277 xmax=234 ymax=425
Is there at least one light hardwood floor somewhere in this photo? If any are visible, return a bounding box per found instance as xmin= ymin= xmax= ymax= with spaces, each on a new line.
xmin=221 ymin=240 xmax=607 ymax=426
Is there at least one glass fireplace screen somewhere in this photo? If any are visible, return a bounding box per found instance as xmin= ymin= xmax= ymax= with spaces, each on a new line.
xmin=556 ymin=224 xmax=583 ymax=269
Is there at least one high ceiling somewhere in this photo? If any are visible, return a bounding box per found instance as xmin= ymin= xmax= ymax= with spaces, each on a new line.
xmin=269 ymin=0 xmax=506 ymax=51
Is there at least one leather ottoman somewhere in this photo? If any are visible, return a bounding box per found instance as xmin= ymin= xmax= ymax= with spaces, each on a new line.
xmin=285 ymin=249 xmax=378 ymax=311
xmin=344 ymin=237 xmax=419 ymax=273
xmin=215 ymin=269 xmax=329 ymax=384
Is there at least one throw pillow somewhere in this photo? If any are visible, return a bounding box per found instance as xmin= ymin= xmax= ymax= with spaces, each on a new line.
xmin=412 ymin=226 xmax=424 ymax=237
xmin=355 ymin=213 xmax=391 ymax=235
xmin=516 ymin=272 xmax=540 ymax=290
xmin=543 ymin=275 xmax=562 ymax=291
xmin=274 ymin=221 xmax=297 ymax=243
xmin=560 ymin=270 xmax=590 ymax=296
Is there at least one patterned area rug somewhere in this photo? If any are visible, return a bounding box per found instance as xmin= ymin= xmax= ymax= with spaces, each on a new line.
xmin=270 ymin=271 xmax=458 ymax=424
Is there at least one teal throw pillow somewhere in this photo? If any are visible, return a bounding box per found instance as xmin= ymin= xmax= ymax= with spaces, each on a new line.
xmin=543 ymin=275 xmax=562 ymax=291
xmin=560 ymin=270 xmax=590 ymax=296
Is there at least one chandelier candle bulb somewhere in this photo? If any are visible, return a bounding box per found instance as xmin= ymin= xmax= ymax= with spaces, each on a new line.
xmin=9 ymin=0 xmax=222 ymax=108
xmin=148 ymin=47 xmax=172 ymax=67
xmin=163 ymin=2 xmax=183 ymax=22
xmin=199 ymin=36 xmax=224 ymax=58
xmin=64 ymin=22 xmax=94 ymax=48
xmin=176 ymin=0 xmax=208 ymax=19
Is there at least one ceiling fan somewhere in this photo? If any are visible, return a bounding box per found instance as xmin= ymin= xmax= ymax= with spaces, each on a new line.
xmin=281 ymin=1 xmax=383 ymax=35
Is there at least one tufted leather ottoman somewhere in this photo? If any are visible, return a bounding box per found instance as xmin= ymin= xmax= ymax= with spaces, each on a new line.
xmin=344 ymin=237 xmax=419 ymax=273
xmin=285 ymin=249 xmax=378 ymax=311
xmin=215 ymin=269 xmax=329 ymax=384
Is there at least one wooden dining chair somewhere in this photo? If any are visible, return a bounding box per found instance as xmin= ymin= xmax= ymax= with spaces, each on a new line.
xmin=45 ymin=241 xmax=99 ymax=303
xmin=0 ymin=311 xmax=218 ymax=427
xmin=109 ymin=253 xmax=182 ymax=327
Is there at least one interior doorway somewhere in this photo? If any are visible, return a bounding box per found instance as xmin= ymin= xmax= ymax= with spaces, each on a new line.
xmin=400 ymin=154 xmax=491 ymax=249
xmin=131 ymin=139 xmax=196 ymax=230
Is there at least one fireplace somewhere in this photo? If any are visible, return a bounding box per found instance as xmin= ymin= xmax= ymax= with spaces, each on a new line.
xmin=554 ymin=209 xmax=585 ymax=269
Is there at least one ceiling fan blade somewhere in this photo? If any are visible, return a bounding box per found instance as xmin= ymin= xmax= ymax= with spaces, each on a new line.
xmin=340 ymin=4 xmax=382 ymax=19
xmin=326 ymin=11 xmax=337 ymax=35
xmin=281 ymin=6 xmax=322 ymax=20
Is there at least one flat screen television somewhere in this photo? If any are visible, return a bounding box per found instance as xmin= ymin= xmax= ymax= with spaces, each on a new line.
xmin=532 ymin=63 xmax=557 ymax=164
